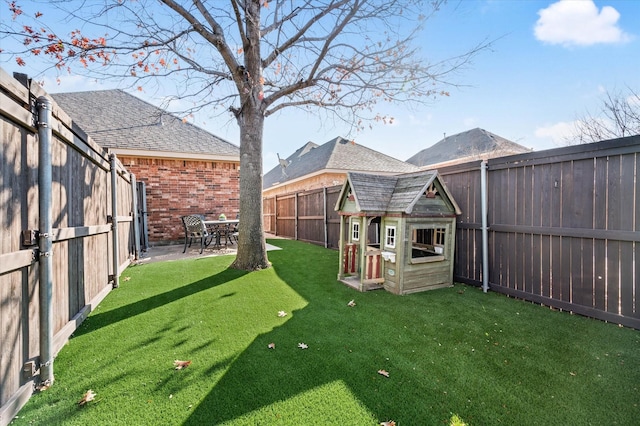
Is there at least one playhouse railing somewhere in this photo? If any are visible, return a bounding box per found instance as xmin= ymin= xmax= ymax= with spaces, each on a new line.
xmin=343 ymin=243 xmax=357 ymax=274
xmin=363 ymin=248 xmax=384 ymax=284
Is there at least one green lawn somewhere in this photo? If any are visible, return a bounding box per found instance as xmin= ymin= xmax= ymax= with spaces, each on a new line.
xmin=12 ymin=240 xmax=640 ymax=425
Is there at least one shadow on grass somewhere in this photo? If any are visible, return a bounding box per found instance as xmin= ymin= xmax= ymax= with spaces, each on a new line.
xmin=184 ymin=240 xmax=413 ymax=424
xmin=73 ymin=266 xmax=247 ymax=337
xmin=183 ymin=240 xmax=640 ymax=425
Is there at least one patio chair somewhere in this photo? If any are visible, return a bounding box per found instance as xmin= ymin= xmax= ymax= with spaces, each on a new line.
xmin=180 ymin=215 xmax=215 ymax=254
xmin=229 ymin=220 xmax=239 ymax=244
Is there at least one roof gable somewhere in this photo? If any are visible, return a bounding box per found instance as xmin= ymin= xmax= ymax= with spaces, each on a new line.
xmin=406 ymin=128 xmax=530 ymax=167
xmin=336 ymin=170 xmax=460 ymax=215
xmin=263 ymin=136 xmax=420 ymax=188
xmin=51 ymin=89 xmax=239 ymax=158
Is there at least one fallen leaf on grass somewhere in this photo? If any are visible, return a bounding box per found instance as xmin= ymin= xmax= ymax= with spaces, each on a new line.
xmin=268 ymin=342 xmax=276 ymax=349
xmin=78 ymin=389 xmax=96 ymax=406
xmin=35 ymin=380 xmax=51 ymax=392
xmin=378 ymin=369 xmax=390 ymax=378
xmin=380 ymin=421 xmax=396 ymax=426
xmin=347 ymin=299 xmax=356 ymax=307
xmin=298 ymin=342 xmax=308 ymax=349
xmin=123 ymin=276 xmax=131 ymax=282
xmin=569 ymin=371 xmax=576 ymax=376
xmin=277 ymin=311 xmax=287 ymax=317
xmin=174 ymin=360 xmax=192 ymax=370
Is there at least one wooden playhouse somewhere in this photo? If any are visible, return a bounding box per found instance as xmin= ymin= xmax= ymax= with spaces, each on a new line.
xmin=335 ymin=170 xmax=461 ymax=295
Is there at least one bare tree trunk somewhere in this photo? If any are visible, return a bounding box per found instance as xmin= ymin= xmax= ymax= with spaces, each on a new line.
xmin=232 ymin=106 xmax=270 ymax=270
xmin=231 ymin=0 xmax=269 ymax=271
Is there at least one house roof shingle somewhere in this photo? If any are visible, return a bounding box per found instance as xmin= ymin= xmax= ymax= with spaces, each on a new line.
xmin=406 ymin=127 xmax=531 ymax=167
xmin=342 ymin=170 xmax=461 ymax=215
xmin=263 ymin=136 xmax=420 ymax=189
xmin=52 ymin=89 xmax=239 ymax=158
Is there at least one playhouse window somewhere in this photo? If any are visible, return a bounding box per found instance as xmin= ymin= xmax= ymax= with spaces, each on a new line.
xmin=385 ymin=225 xmax=396 ymax=248
xmin=411 ymin=227 xmax=446 ymax=263
xmin=352 ymin=221 xmax=360 ymax=241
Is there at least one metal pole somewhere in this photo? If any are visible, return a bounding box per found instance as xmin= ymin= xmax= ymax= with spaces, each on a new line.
xmin=323 ymin=187 xmax=328 ymax=248
xmin=110 ymin=153 xmax=120 ymax=288
xmin=480 ymin=160 xmax=489 ymax=293
xmin=130 ymin=174 xmax=140 ymax=260
xmin=37 ymin=96 xmax=54 ymax=385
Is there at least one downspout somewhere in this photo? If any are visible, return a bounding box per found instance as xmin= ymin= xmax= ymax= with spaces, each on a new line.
xmin=37 ymin=96 xmax=54 ymax=385
xmin=131 ymin=174 xmax=141 ymax=260
xmin=109 ymin=153 xmax=120 ymax=288
xmin=480 ymin=160 xmax=489 ymax=293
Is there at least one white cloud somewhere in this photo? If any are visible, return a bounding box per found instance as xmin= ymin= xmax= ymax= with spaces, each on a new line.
xmin=535 ymin=121 xmax=576 ymax=145
xmin=534 ymin=0 xmax=632 ymax=47
xmin=627 ymin=94 xmax=640 ymax=107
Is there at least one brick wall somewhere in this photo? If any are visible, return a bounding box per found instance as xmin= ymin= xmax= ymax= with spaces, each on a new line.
xmin=120 ymin=156 xmax=239 ymax=244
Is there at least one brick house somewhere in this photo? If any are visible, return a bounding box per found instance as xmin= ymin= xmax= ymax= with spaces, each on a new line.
xmin=52 ymin=89 xmax=240 ymax=244
xmin=263 ymin=136 xmax=420 ymax=198
xmin=262 ymin=136 xmax=421 ymax=241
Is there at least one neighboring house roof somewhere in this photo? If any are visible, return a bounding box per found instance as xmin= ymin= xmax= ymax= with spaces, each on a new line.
xmin=52 ymin=89 xmax=239 ymax=161
xmin=406 ymin=128 xmax=531 ymax=168
xmin=337 ymin=170 xmax=461 ymax=215
xmin=263 ymin=136 xmax=420 ymax=189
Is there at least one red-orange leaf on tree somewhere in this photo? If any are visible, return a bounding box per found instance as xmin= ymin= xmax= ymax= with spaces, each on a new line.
xmin=35 ymin=11 xmax=42 ymax=18
xmin=16 ymin=57 xmax=25 ymax=66
xmin=174 ymin=360 xmax=191 ymax=370
xmin=9 ymin=1 xmax=23 ymax=19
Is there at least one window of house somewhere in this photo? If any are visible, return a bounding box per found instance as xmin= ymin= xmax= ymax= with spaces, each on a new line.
xmin=352 ymin=221 xmax=360 ymax=241
xmin=411 ymin=226 xmax=446 ymax=263
xmin=385 ymin=225 xmax=396 ymax=249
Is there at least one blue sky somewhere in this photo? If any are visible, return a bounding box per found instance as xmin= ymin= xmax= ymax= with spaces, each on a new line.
xmin=2 ymin=0 xmax=638 ymax=171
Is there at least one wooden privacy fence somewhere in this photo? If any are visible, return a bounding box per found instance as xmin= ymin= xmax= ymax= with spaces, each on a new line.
xmin=440 ymin=135 xmax=640 ymax=329
xmin=263 ymin=135 xmax=640 ymax=329
xmin=1 ymin=69 xmax=138 ymax=425
xmin=264 ymin=185 xmax=343 ymax=249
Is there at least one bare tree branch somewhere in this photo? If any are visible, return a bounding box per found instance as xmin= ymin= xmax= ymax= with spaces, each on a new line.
xmin=566 ymin=87 xmax=640 ymax=144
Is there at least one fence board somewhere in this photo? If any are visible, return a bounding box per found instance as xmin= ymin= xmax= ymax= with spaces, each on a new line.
xmin=263 ymin=136 xmax=640 ymax=329
xmin=1 ymin=70 xmax=137 ymax=424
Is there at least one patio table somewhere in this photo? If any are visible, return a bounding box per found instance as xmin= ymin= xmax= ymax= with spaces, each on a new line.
xmin=203 ymin=219 xmax=239 ymax=246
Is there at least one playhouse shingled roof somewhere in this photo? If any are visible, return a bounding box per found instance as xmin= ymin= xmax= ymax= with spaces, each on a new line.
xmin=338 ymin=170 xmax=461 ymax=215
xmin=52 ymin=89 xmax=239 ymax=159
xmin=263 ymin=136 xmax=420 ymax=189
xmin=406 ymin=128 xmax=531 ymax=168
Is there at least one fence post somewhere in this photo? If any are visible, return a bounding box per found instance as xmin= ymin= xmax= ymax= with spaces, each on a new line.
xmin=36 ymin=96 xmax=54 ymax=386
xmin=323 ymin=187 xmax=328 ymax=248
xmin=109 ymin=153 xmax=120 ymax=288
xmin=480 ymin=160 xmax=489 ymax=293
xmin=294 ymin=192 xmax=298 ymax=241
